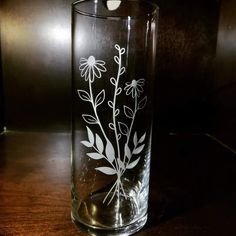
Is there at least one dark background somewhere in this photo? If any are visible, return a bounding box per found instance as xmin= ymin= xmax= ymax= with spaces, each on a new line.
xmin=0 ymin=0 xmax=235 ymax=149
xmin=0 ymin=36 xmax=4 ymax=133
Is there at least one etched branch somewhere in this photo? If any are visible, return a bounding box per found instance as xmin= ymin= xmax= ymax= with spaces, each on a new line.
xmin=112 ymin=45 xmax=126 ymax=163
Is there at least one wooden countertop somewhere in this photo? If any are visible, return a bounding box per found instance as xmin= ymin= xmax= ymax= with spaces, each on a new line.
xmin=0 ymin=131 xmax=236 ymax=235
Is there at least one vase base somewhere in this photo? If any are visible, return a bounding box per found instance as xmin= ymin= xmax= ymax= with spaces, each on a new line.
xmin=71 ymin=177 xmax=149 ymax=234
xmin=72 ymin=211 xmax=147 ymax=236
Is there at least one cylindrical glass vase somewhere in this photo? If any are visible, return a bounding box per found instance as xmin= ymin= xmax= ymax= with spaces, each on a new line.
xmin=71 ymin=1 xmax=158 ymax=235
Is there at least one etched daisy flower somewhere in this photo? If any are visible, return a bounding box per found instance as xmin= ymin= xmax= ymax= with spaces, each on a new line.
xmin=124 ymin=78 xmax=145 ymax=98
xmin=79 ymin=56 xmax=107 ymax=83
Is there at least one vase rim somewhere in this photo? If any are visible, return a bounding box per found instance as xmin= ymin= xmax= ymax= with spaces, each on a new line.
xmin=72 ymin=0 xmax=159 ymax=20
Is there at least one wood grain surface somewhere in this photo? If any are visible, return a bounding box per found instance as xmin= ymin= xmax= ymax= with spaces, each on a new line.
xmin=0 ymin=131 xmax=236 ymax=235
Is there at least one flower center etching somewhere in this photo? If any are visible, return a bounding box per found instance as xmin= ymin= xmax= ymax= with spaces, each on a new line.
xmin=79 ymin=56 xmax=107 ymax=83
xmin=77 ymin=44 xmax=148 ymax=205
xmin=131 ymin=80 xmax=138 ymax=87
xmin=87 ymin=56 xmax=96 ymax=66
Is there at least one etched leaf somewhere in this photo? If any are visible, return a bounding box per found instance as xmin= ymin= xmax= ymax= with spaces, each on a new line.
xmin=118 ymin=134 xmax=122 ymax=140
xmin=115 ymin=44 xmax=120 ymax=50
xmin=108 ymin=101 xmax=114 ymax=108
xmin=109 ymin=123 xmax=115 ymax=130
xmin=139 ymin=132 xmax=146 ymax=143
xmin=95 ymin=90 xmax=105 ymax=107
xmin=114 ymin=56 xmax=119 ymax=64
xmin=116 ymin=88 xmax=122 ymax=95
xmin=96 ymin=167 xmax=116 ymax=175
xmin=87 ymin=153 xmax=104 ymax=160
xmin=115 ymin=109 xmax=120 ymax=116
xmin=133 ymin=132 xmax=138 ymax=147
xmin=120 ymin=48 xmax=125 ymax=55
xmin=77 ymin=90 xmax=91 ymax=102
xmin=125 ymin=144 xmax=132 ymax=160
xmin=127 ymin=157 xmax=141 ymax=169
xmin=105 ymin=140 xmax=115 ymax=163
xmin=110 ymin=77 xmax=116 ymax=86
xmin=138 ymin=96 xmax=147 ymax=110
xmin=118 ymin=122 xmax=129 ymax=136
xmin=133 ymin=144 xmax=145 ymax=155
xmin=81 ymin=141 xmax=93 ymax=148
xmin=124 ymin=106 xmax=134 ymax=119
xmin=118 ymin=159 xmax=125 ymax=170
xmin=96 ymin=134 xmax=104 ymax=153
xmin=82 ymin=115 xmax=97 ymax=124
xmin=86 ymin=126 xmax=94 ymax=146
xmin=120 ymin=67 xmax=126 ymax=75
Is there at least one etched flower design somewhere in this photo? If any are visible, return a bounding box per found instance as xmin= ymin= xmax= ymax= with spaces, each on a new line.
xmin=79 ymin=56 xmax=107 ymax=83
xmin=78 ymin=45 xmax=148 ymax=205
xmin=124 ymin=79 xmax=145 ymax=98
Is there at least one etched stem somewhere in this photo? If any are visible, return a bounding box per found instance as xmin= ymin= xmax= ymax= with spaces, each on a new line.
xmin=105 ymin=46 xmax=127 ymax=204
xmin=119 ymin=179 xmax=127 ymax=199
xmin=121 ymin=95 xmax=138 ymax=175
xmin=112 ymin=49 xmax=122 ymax=162
xmin=88 ymin=79 xmax=109 ymax=142
xmin=107 ymin=181 xmax=119 ymax=205
xmin=126 ymin=95 xmax=138 ymax=145
xmin=103 ymin=179 xmax=118 ymax=204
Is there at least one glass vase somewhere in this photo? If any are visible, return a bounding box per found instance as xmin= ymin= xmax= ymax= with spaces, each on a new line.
xmin=71 ymin=0 xmax=159 ymax=235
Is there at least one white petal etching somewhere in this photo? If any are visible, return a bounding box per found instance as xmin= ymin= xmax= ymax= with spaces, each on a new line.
xmin=79 ymin=56 xmax=107 ymax=83
xmin=124 ymin=78 xmax=146 ymax=98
